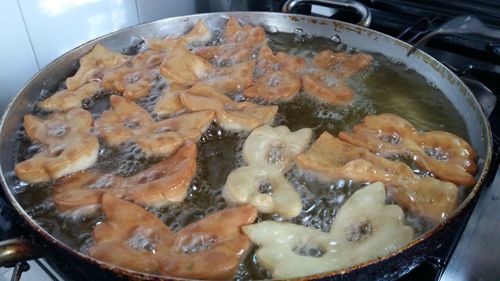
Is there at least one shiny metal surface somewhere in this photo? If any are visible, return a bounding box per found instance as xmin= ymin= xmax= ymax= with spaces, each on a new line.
xmin=281 ymin=0 xmax=372 ymax=27
xmin=461 ymin=78 xmax=496 ymax=118
xmin=441 ymin=168 xmax=500 ymax=281
xmin=208 ymin=0 xmax=275 ymax=12
xmin=0 ymin=238 xmax=41 ymax=267
xmin=0 ymin=11 xmax=493 ymax=280
xmin=408 ymin=15 xmax=500 ymax=56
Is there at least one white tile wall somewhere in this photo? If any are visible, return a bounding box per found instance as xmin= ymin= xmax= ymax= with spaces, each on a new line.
xmin=17 ymin=0 xmax=140 ymax=68
xmin=0 ymin=1 xmax=39 ymax=111
xmin=0 ymin=0 xmax=206 ymax=112
xmin=136 ymin=0 xmax=207 ymax=23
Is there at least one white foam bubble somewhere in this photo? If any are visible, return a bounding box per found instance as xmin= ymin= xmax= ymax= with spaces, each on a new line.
xmin=58 ymin=204 xmax=100 ymax=221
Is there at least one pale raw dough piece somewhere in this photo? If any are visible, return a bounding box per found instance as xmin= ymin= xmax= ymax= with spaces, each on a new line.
xmin=243 ymin=125 xmax=312 ymax=172
xmin=223 ymin=164 xmax=302 ymax=218
xmin=328 ymin=182 xmax=414 ymax=266
xmin=243 ymin=182 xmax=414 ymax=279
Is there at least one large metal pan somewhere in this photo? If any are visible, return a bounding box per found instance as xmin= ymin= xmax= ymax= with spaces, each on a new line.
xmin=0 ymin=11 xmax=493 ymax=280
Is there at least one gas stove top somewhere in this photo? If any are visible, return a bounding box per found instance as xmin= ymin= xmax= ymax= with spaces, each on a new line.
xmin=1 ymin=1 xmax=500 ymax=280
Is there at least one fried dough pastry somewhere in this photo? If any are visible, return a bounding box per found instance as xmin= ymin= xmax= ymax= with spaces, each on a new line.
xmin=301 ymin=50 xmax=372 ymax=104
xmin=174 ymin=20 xmax=213 ymax=45
xmin=15 ymin=135 xmax=98 ymax=184
xmin=339 ymin=113 xmax=477 ymax=186
xmin=120 ymin=143 xmax=197 ymax=206
xmin=15 ymin=108 xmax=98 ymax=183
xmin=312 ymin=50 xmax=373 ymax=78
xmin=301 ymin=72 xmax=353 ymax=104
xmin=96 ymin=95 xmax=156 ymax=146
xmin=243 ymin=70 xmax=301 ymax=100
xmin=243 ymin=125 xmax=312 ymax=172
xmin=154 ymin=83 xmax=189 ymax=116
xmin=193 ymin=16 xmax=266 ymax=66
xmin=224 ymin=16 xmax=266 ymax=47
xmin=39 ymin=81 xmax=101 ymax=111
xmin=223 ymin=164 xmax=302 ymax=218
xmin=95 ymin=96 xmax=212 ymax=156
xmin=101 ymin=49 xmax=165 ymax=99
xmin=66 ymin=44 xmax=129 ymax=91
xmin=53 ymin=143 xmax=197 ymax=212
xmin=160 ymin=45 xmax=213 ymax=86
xmin=156 ymin=61 xmax=254 ymax=115
xmin=180 ymin=86 xmax=278 ymax=132
xmin=196 ymin=60 xmax=255 ymax=93
xmin=245 ymin=46 xmax=305 ymax=100
xmin=90 ymin=194 xmax=257 ymax=279
xmin=154 ymin=111 xmax=215 ymax=141
xmin=296 ymin=132 xmax=458 ymax=223
xmin=53 ymin=171 xmax=121 ymax=215
xmin=243 ymin=182 xmax=414 ymax=279
xmin=256 ymin=45 xmax=306 ymax=75
xmin=147 ymin=20 xmax=213 ymax=50
xmin=158 ymin=205 xmax=257 ymax=279
xmin=194 ymin=44 xmax=253 ymax=66
xmin=95 ymin=95 xmax=181 ymax=156
xmin=90 ymin=193 xmax=174 ymax=273
xmin=23 ymin=108 xmax=93 ymax=143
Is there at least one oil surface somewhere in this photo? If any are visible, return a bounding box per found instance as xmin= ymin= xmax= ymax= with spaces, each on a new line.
xmin=12 ymin=31 xmax=468 ymax=280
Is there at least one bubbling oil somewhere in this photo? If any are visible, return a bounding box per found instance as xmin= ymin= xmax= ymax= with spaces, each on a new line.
xmin=11 ymin=29 xmax=469 ymax=280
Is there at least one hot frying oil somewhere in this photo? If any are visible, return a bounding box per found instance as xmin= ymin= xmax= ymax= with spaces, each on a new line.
xmin=12 ymin=31 xmax=469 ymax=280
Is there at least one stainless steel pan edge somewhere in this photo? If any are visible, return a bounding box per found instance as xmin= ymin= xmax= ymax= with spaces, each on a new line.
xmin=0 ymin=11 xmax=493 ymax=280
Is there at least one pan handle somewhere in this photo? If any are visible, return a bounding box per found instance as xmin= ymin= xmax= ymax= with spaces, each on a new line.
xmin=281 ymin=0 xmax=372 ymax=27
xmin=0 ymin=238 xmax=43 ymax=267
